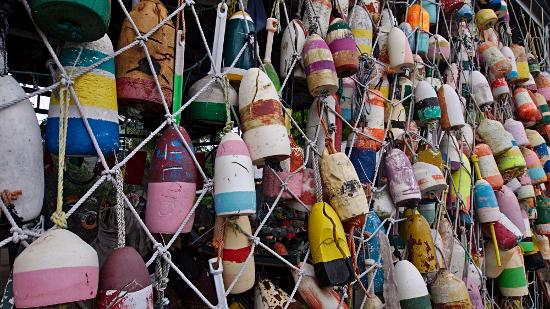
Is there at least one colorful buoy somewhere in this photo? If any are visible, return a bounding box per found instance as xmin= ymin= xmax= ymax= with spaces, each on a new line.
xmin=223 ymin=11 xmax=255 ymax=83
xmin=302 ymin=0 xmax=331 ymax=38
xmin=384 ymin=148 xmax=422 ymax=206
xmin=302 ymin=34 xmax=339 ymax=96
xmin=475 ymin=143 xmax=504 ymax=189
xmin=326 ymin=18 xmax=358 ymax=77
xmin=387 ymin=27 xmax=414 ymax=73
xmin=350 ymin=4 xmax=373 ymax=56
xmin=394 ymin=260 xmax=432 ymax=309
xmin=439 ymin=84 xmax=465 ymax=131
xmin=220 ymin=216 xmax=255 ymax=294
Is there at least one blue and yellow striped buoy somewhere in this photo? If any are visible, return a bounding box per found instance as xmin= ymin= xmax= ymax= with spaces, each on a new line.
xmin=46 ymin=35 xmax=119 ymax=156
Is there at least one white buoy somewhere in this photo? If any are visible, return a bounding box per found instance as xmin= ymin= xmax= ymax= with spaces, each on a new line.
xmin=387 ymin=27 xmax=414 ymax=73
xmin=439 ymin=84 xmax=465 ymax=130
xmin=394 ymin=260 xmax=432 ymax=308
xmin=280 ymin=19 xmax=306 ymax=79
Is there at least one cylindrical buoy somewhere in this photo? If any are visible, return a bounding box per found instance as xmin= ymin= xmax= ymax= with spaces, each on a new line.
xmin=439 ymin=84 xmax=465 ymax=130
xmin=223 ymin=11 xmax=255 ymax=83
xmin=451 ymin=154 xmax=472 ymax=211
xmin=497 ymin=246 xmax=528 ymax=297
xmin=533 ymin=92 xmax=550 ymax=125
xmin=372 ymin=185 xmax=397 ymax=219
xmin=535 ymin=194 xmax=550 ymax=235
xmin=220 ymin=216 xmax=255 ymax=294
xmin=470 ymin=70 xmax=494 ymax=108
xmin=384 ymin=148 xmax=422 ymax=206
xmin=490 ymin=76 xmax=510 ymax=100
xmin=116 ymin=0 xmax=174 ymax=110
xmin=475 ymin=8 xmax=498 ymax=30
xmin=146 ymin=126 xmax=197 ymax=234
xmin=13 ymin=229 xmax=99 ymax=308
xmin=521 ymin=73 xmax=538 ymax=92
xmin=500 ymin=46 xmax=518 ymax=82
xmin=280 ymin=19 xmax=306 ymax=79
xmin=517 ymin=172 xmax=536 ymax=207
xmin=522 ymin=147 xmax=547 ymax=184
xmin=496 ymin=186 xmax=525 ymax=234
xmin=430 ymin=270 xmax=473 ymax=308
xmin=302 ymin=0 xmax=331 ymax=38
xmin=535 ymin=72 xmax=550 ymax=101
xmin=350 ymin=4 xmax=373 ymax=56
xmin=514 ymin=88 xmax=541 ymax=124
xmin=303 ymin=34 xmax=339 ymax=96
xmin=387 ymin=27 xmax=414 ymax=73
xmin=339 ymin=77 xmax=356 ymax=122
xmin=440 ymin=133 xmax=462 ymax=171
xmin=478 ymin=41 xmax=512 ymax=78
xmin=413 ymin=162 xmax=447 ymax=198
xmin=239 ymin=68 xmax=290 ymax=165
xmin=414 ymin=80 xmax=441 ymax=124
xmin=528 ymin=52 xmax=540 ymax=76
xmin=255 ymin=279 xmax=304 ymax=309
xmin=47 ymin=35 xmax=119 ymax=156
xmin=360 ymin=212 xmax=385 ymax=293
xmin=305 ymin=95 xmax=341 ymax=160
xmin=473 ymin=179 xmax=501 ymax=223
xmin=214 ymin=133 xmax=256 ymax=216
xmin=475 ymin=144 xmax=504 ymax=189
xmin=291 ymin=263 xmax=346 ymax=309
xmin=504 ymin=118 xmax=529 ymax=147
xmin=308 ymin=202 xmax=353 ymax=287
xmin=362 ymin=89 xmax=385 ymax=150
xmin=511 ymin=44 xmax=530 ymax=83
xmin=444 ymin=63 xmax=460 ymax=90
xmin=477 ymin=118 xmax=513 ymax=155
xmin=407 ymin=4 xmax=430 ymax=32
xmin=326 ymin=18 xmax=358 ymax=77
xmin=401 ymin=211 xmax=439 ymax=273
xmin=419 ymin=202 xmax=437 ymax=225
xmin=496 ymin=143 xmax=527 ymax=181
xmin=289 ymin=168 xmax=316 ymax=212
xmin=96 ymin=247 xmax=153 ymax=308
xmin=0 ymin=75 xmax=44 ymax=222
xmin=262 ymin=137 xmax=304 ymax=200
xmin=482 ymin=213 xmax=523 ymax=249
xmin=31 ymin=0 xmax=110 ymax=42
xmin=347 ymin=130 xmax=377 ymax=184
xmin=186 ymin=75 xmax=238 ymax=126
xmin=394 ymin=260 xmax=432 ymax=309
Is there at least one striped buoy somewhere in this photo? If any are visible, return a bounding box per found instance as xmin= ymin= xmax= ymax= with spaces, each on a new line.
xmin=302 ymin=0 xmax=331 ymax=38
xmin=291 ymin=263 xmax=345 ymax=309
xmin=363 ymin=89 xmax=385 ymax=149
xmin=280 ymin=19 xmax=306 ymax=79
xmin=326 ymin=18 xmax=358 ymax=77
xmin=350 ymin=4 xmax=373 ymax=56
xmin=221 ymin=216 xmax=255 ymax=294
xmin=475 ymin=8 xmax=497 ymax=30
xmin=303 ymin=34 xmax=339 ymax=96
xmin=407 ymin=4 xmax=430 ymax=32
xmin=372 ymin=185 xmax=397 ymax=219
xmin=490 ymin=76 xmax=510 ymax=100
xmin=0 ymin=75 xmax=44 ymax=222
xmin=414 ymin=80 xmax=441 ymax=124
xmin=477 ymin=118 xmax=513 ymax=155
xmin=439 ymin=84 xmax=465 ymax=131
xmin=387 ymin=27 xmax=414 ymax=73
xmin=31 ymin=0 xmax=110 ymax=42
xmin=47 ymin=35 xmax=119 ymax=156
xmin=533 ymin=92 xmax=550 ymax=124
xmin=478 ymin=41 xmax=512 ymax=78
xmin=339 ymin=77 xmax=357 ymax=122
xmin=186 ymin=76 xmax=238 ymax=126
xmin=214 ymin=133 xmax=256 ymax=216
xmin=347 ymin=130 xmax=377 ymax=184
xmin=528 ymin=53 xmax=540 ymax=76
xmin=96 ymin=247 xmax=153 ymax=309
xmin=535 ymin=72 xmax=550 ymax=101
xmin=482 ymin=213 xmax=522 ymax=249
xmin=511 ymin=45 xmax=530 ymax=83
xmin=497 ymin=246 xmax=528 ymax=296
xmin=475 ymin=144 xmax=503 ymax=189
xmin=451 ymin=154 xmax=472 ymax=211
xmin=497 ymin=144 xmax=527 ymax=181
xmin=517 ymin=171 xmax=535 ymax=206
xmin=430 ymin=271 xmax=473 ymax=308
xmin=239 ymin=68 xmax=290 ymax=165
xmin=413 ymin=162 xmax=447 ymax=198
xmin=427 ymin=34 xmax=451 ymax=62
xmin=116 ymin=0 xmax=174 ymax=109
xmin=394 ymin=260 xmax=432 ymax=309
xmin=522 ymin=147 xmax=547 ymax=184
xmin=474 ymin=178 xmax=501 ymax=223
xmin=500 ymin=46 xmax=519 ymax=82
xmin=521 ymin=73 xmax=537 ymax=92
xmin=504 ymin=118 xmax=529 ymax=147
xmin=223 ymin=11 xmax=255 ymax=84
xmin=262 ymin=137 xmax=304 ymax=200
xmin=514 ymin=87 xmax=541 ymax=124
xmin=146 ymin=126 xmax=196 ymax=234
xmin=13 ymin=229 xmax=99 ymax=308
xmin=384 ymin=148 xmax=421 ymax=206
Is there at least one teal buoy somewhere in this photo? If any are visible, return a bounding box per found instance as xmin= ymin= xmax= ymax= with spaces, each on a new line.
xmin=31 ymin=0 xmax=110 ymax=42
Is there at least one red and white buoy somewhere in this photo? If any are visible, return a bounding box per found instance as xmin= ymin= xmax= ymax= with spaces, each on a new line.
xmin=220 ymin=216 xmax=255 ymax=294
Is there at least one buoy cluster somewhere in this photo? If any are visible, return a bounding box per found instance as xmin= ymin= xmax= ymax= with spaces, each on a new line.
xmin=2 ymin=0 xmax=550 ymax=308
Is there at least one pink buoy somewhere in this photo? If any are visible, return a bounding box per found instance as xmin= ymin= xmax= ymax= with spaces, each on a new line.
xmin=475 ymin=144 xmax=503 ymax=189
xmin=496 ymin=186 xmax=526 ymax=235
xmin=504 ymin=118 xmax=529 ymax=147
xmin=289 ymin=168 xmax=316 ymax=212
xmin=482 ymin=213 xmax=522 ymax=249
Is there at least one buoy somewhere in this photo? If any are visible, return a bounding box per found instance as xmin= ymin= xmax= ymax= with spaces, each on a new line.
xmin=414 ymin=80 xmax=441 ymax=125
xmin=430 ymin=270 xmax=473 ymax=308
xmin=500 ymin=46 xmax=518 ymax=82
xmin=477 ymin=118 xmax=513 ymax=155
xmin=478 ymin=41 xmax=512 ymax=78
xmin=497 ymin=246 xmax=528 ymax=297
xmin=302 ymin=34 xmax=339 ymax=96
xmin=535 ymin=72 xmax=550 ymax=101
xmin=291 ymin=263 xmax=346 ymax=309
xmin=514 ymin=88 xmax=541 ymax=124
xmin=339 ymin=77 xmax=357 ymax=122
xmin=214 ymin=132 xmax=256 ymax=216
xmin=521 ymin=73 xmax=538 ymax=93
xmin=238 ymin=68 xmax=290 ymax=165
xmin=474 ymin=144 xmax=504 ymax=189
xmin=394 ymin=260 xmax=432 ymax=309
xmin=496 ymin=144 xmax=527 ymax=181
xmin=511 ymin=45 xmax=530 ymax=83
xmin=116 ymin=0 xmax=174 ymax=109
xmin=13 ymin=229 xmax=99 ymax=308
xmin=308 ymin=202 xmax=353 ymax=287
xmin=533 ymin=92 xmax=550 ymax=125
xmin=146 ymin=126 xmax=197 ymax=234
xmin=504 ymin=118 xmax=529 ymax=147
xmin=372 ymin=186 xmax=397 ymax=219
xmin=398 ymin=23 xmax=414 ymax=56
xmin=469 ymin=70 xmax=494 ymax=108
xmin=289 ymin=168 xmax=316 ymax=212
xmin=376 ymin=8 xmax=395 ymax=63
xmin=255 ymin=279 xmax=304 ymax=309
xmin=413 ymin=162 xmax=447 ymax=198
xmin=223 ymin=11 xmax=255 ymax=83
xmin=387 ymin=27 xmax=414 ymax=73
xmin=451 ymin=153 xmax=472 ymax=212
xmin=522 ymin=147 xmax=547 ymax=184
xmin=427 ymin=34 xmax=451 ymax=62
xmin=444 ymin=63 xmax=460 ymax=90
xmin=31 ymin=0 xmax=110 ymax=42
xmin=401 ymin=211 xmax=438 ymax=273
xmin=306 ymin=95 xmax=340 ymax=161
xmin=321 ymin=151 xmax=369 ymax=221
xmin=461 ymin=124 xmax=475 ymax=156
xmin=280 ymin=19 xmax=306 ymax=79
xmin=473 ymin=178 xmax=501 ymax=223
xmin=475 ymin=8 xmax=497 ymax=30
xmin=96 ymin=247 xmax=153 ymax=308
xmin=350 ymin=4 xmax=373 ymax=56
xmin=326 ymin=18 xmax=358 ymax=78
xmin=496 ymin=186 xmax=525 ymax=234
xmin=535 ymin=194 xmax=550 ymax=235
xmin=517 ymin=171 xmax=535 ymax=207
xmin=527 ymin=53 xmax=540 ymax=76
xmin=448 ymin=238 xmax=466 ymax=278
xmin=490 ymin=76 xmax=510 ymax=100
xmin=484 ymin=242 xmax=515 ymax=278
xmin=302 ymin=0 xmax=331 ymax=38
xmin=407 ymin=4 xmax=430 ymax=32
xmin=384 ymin=148 xmax=422 ymax=206
xmin=419 ymin=202 xmax=437 ymax=225
xmin=440 ymin=133 xmax=462 ymax=171
xmin=347 ymin=131 xmax=377 ymax=185
xmin=262 ymin=137 xmax=304 ymax=200
xmin=0 ymin=75 xmax=44 ymax=222
xmin=220 ymin=216 xmax=255 ymax=294
xmin=455 ymin=4 xmax=474 ymax=21
xmin=47 ymin=35 xmax=119 ymax=156
xmin=362 ymin=89 xmax=385 ymax=150
xmin=360 ymin=212 xmax=385 ymax=293
xmin=482 ymin=213 xmax=523 ymax=249
xmin=439 ymin=84 xmax=466 ymax=130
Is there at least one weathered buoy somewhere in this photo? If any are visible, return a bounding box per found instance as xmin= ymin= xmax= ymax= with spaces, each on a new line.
xmin=47 ymin=35 xmax=119 ymax=156
xmin=475 ymin=8 xmax=498 ymax=30
xmin=146 ymin=126 xmax=196 ymax=234
xmin=394 ymin=260 xmax=432 ymax=309
xmin=470 ymin=70 xmax=494 ymax=108
xmin=255 ymin=279 xmax=305 ymax=309
xmin=280 ymin=19 xmax=306 ymax=79
xmin=504 ymin=118 xmax=529 ymax=147
xmin=439 ymin=84 xmax=466 ymax=130
xmin=528 ymin=52 xmax=540 ymax=76
xmin=220 ymin=216 xmax=255 ymax=294
xmin=303 ymin=34 xmax=339 ymax=96
xmin=350 ymin=4 xmax=373 ymax=56
xmin=13 ymin=229 xmax=99 ymax=308
xmin=347 ymin=131 xmax=377 ymax=185
xmin=496 ymin=186 xmax=526 ymax=235
xmin=116 ymin=0 xmax=174 ymax=109
xmin=289 ymin=168 xmax=316 ymax=212
xmin=31 ymin=0 xmax=110 ymax=42
xmin=414 ymin=80 xmax=441 ymax=125
xmin=500 ymin=46 xmax=518 ymax=82
xmin=482 ymin=213 xmax=523 ymax=249
xmin=384 ymin=148 xmax=422 ymax=206
xmin=517 ymin=172 xmax=535 ymax=207
xmin=326 ymin=18 xmax=358 ymax=78
xmin=223 ymin=11 xmax=255 ymax=83
xmin=401 ymin=211 xmax=438 ymax=273
xmin=413 ymin=162 xmax=447 ymax=198
xmin=511 ymin=44 xmax=530 ymax=83
xmin=535 ymin=194 xmax=550 ymax=235
xmin=0 ymin=75 xmax=44 ymax=222
xmin=308 ymin=202 xmax=353 ymax=287
xmin=496 ymin=143 xmax=527 ymax=181
xmin=490 ymin=76 xmax=510 ymax=100
xmin=440 ymin=133 xmax=462 ymax=171
xmin=96 ymin=247 xmax=153 ymax=308
xmin=448 ymin=238 xmax=466 ymax=278
xmin=451 ymin=154 xmax=472 ymax=211
xmin=387 ymin=27 xmax=414 ymax=73
xmin=306 ymin=95 xmax=340 ymax=159
xmin=533 ymin=92 xmax=550 ymax=125
xmin=339 ymin=77 xmax=357 ymax=122
xmin=291 ymin=263 xmax=346 ymax=309
xmin=430 ymin=270 xmax=473 ymax=308
xmin=372 ymin=185 xmax=397 ymax=219
xmin=407 ymin=4 xmax=430 ymax=32
xmin=474 ymin=143 xmax=504 ymax=189
xmin=214 ymin=133 xmax=256 ymax=216
xmin=238 ymin=68 xmax=290 ymax=165
xmin=477 ymin=118 xmax=513 ymax=155
xmin=360 ymin=212 xmax=385 ymax=293
xmin=497 ymin=246 xmax=528 ymax=296
xmin=535 ymin=71 xmax=550 ymax=101
xmin=478 ymin=41 xmax=512 ymax=78
xmin=302 ymin=0 xmax=331 ymax=38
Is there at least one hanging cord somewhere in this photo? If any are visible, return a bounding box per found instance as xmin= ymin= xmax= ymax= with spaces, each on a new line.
xmin=115 ymin=159 xmax=125 ymax=248
xmin=51 ymin=86 xmax=70 ymax=229
xmin=154 ymin=253 xmax=171 ymax=309
xmin=212 ymin=217 xmax=226 ymax=263
xmin=222 ymin=76 xmax=234 ymax=133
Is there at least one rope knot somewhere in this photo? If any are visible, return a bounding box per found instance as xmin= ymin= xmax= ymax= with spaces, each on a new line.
xmin=59 ymin=75 xmax=73 ymax=88
xmin=136 ymin=35 xmax=148 ymax=46
xmin=280 ymin=181 xmax=289 ymax=192
xmin=154 ymin=243 xmax=168 ymax=256
xmin=50 ymin=210 xmax=67 ymax=229
xmin=203 ymin=179 xmax=214 ymax=192
xmin=250 ymin=235 xmax=261 ymax=246
xmin=165 ymin=113 xmax=175 ymax=125
xmin=10 ymin=227 xmax=27 ymax=243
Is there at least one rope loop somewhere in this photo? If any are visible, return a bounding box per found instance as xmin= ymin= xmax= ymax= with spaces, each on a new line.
xmin=50 ymin=210 xmax=67 ymax=229
xmin=59 ymin=75 xmax=72 ymax=88
xmin=10 ymin=227 xmax=27 ymax=243
xmin=250 ymin=235 xmax=261 ymax=246
xmin=165 ymin=113 xmax=175 ymax=125
xmin=154 ymin=243 xmax=168 ymax=256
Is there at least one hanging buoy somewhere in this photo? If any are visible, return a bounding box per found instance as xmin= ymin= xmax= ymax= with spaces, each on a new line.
xmin=522 ymin=147 xmax=547 ymax=184
xmin=116 ymin=0 xmax=175 ymax=109
xmin=533 ymin=92 xmax=550 ymax=125
xmin=485 ymin=242 xmax=515 ymax=278
xmin=496 ymin=186 xmax=525 ymax=234
xmin=427 ymin=34 xmax=451 ymax=62
xmin=455 ymin=4 xmax=474 ymax=22
xmin=474 ymin=178 xmax=501 ymax=223
xmin=527 ymin=53 xmax=540 ymax=76
xmin=214 ymin=132 xmax=256 ymax=216
xmin=475 ymin=8 xmax=497 ymax=30
xmin=517 ymin=172 xmax=535 ymax=208
xmin=478 ymin=41 xmax=512 ymax=78
xmin=514 ymin=87 xmax=542 ymax=124
xmin=504 ymin=118 xmax=529 ymax=147
xmin=430 ymin=270 xmax=473 ymax=308
xmin=500 ymin=46 xmax=518 ymax=82
xmin=387 ymin=27 xmax=414 ymax=74
xmin=401 ymin=211 xmax=438 ymax=273
xmin=377 ymin=8 xmax=395 ymax=63
xmin=399 ymin=23 xmax=415 ymax=56
xmin=407 ymin=4 xmax=430 ymax=32
xmin=535 ymin=72 xmax=550 ymax=101
xmin=394 ymin=260 xmax=432 ymax=309
xmin=302 ymin=0 xmax=331 ymax=38
xmin=419 ymin=202 xmax=437 ymax=225
xmin=291 ymin=263 xmax=347 ymax=309
xmin=347 ymin=130 xmax=377 ymax=185
xmin=255 ymin=279 xmax=304 ymax=308
xmin=497 ymin=246 xmax=528 ymax=297
xmin=477 ymin=118 xmax=513 ymax=155
xmin=238 ymin=68 xmax=290 ymax=165
xmin=451 ymin=153 xmax=472 ymax=211
xmin=360 ymin=212 xmax=385 ymax=293
xmin=339 ymin=77 xmax=357 ymax=122
xmin=0 ymin=75 xmax=44 ymax=222
xmin=303 ymin=34 xmax=339 ymax=96
xmin=223 ymin=11 xmax=255 ymax=84
xmin=490 ymin=76 xmax=510 ymax=100
xmin=31 ymin=0 xmax=110 ymax=42
xmin=496 ymin=144 xmax=527 ymax=181
xmin=469 ymin=70 xmax=494 ymax=108
xmin=474 ymin=144 xmax=504 ymax=189
xmin=413 ymin=162 xmax=447 ymax=198
xmin=372 ymin=185 xmax=397 ymax=219
xmin=363 ymin=89 xmax=385 ymax=150
xmin=280 ymin=19 xmax=306 ymax=80
xmin=308 ymin=202 xmax=353 ymax=287
xmin=350 ymin=4 xmax=373 ymax=56
xmin=384 ymin=148 xmax=422 ymax=206
xmin=321 ymin=150 xmax=369 ymax=221
xmin=443 ymin=0 xmax=466 ymax=15
xmin=306 ymin=95 xmax=340 ymax=161
xmin=220 ymin=216 xmax=255 ymax=294
xmin=96 ymin=247 xmax=153 ymax=308
xmin=535 ymin=194 xmax=550 ymax=235
xmin=414 ymin=80 xmax=441 ymax=125
xmin=262 ymin=137 xmax=304 ymax=200
xmin=461 ymin=124 xmax=475 ymax=156
xmin=13 ymin=229 xmax=99 ymax=308
xmin=421 ymin=0 xmax=437 ymax=24
xmin=448 ymin=238 xmax=466 ymax=278
xmin=326 ymin=18 xmax=358 ymax=78
xmin=146 ymin=126 xmax=196 ymax=234
xmin=511 ymin=45 xmax=530 ymax=83
xmin=444 ymin=63 xmax=460 ymax=90
xmin=482 ymin=213 xmax=523 ymax=249
xmin=439 ymin=84 xmax=466 ymax=131
xmin=47 ymin=35 xmax=119 ymax=156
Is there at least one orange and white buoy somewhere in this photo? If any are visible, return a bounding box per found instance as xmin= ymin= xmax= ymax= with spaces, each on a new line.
xmin=474 ymin=143 xmax=504 ymax=189
xmin=514 ymin=87 xmax=541 ymax=124
xmin=413 ymin=162 xmax=447 ymax=198
xmin=438 ymin=84 xmax=465 ymax=131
